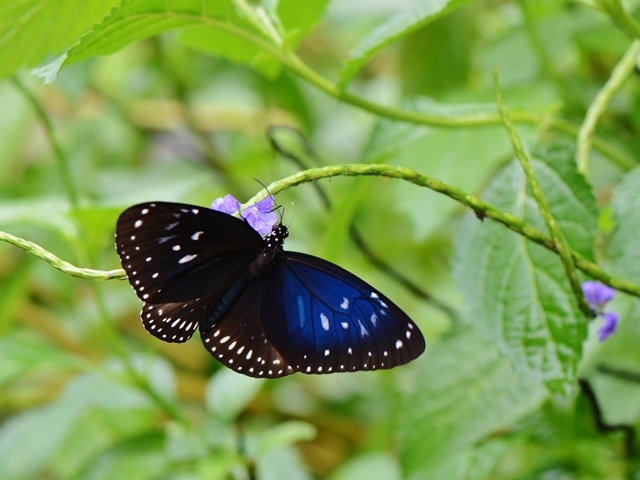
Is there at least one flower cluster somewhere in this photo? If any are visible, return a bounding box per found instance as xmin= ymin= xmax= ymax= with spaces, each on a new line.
xmin=582 ymin=281 xmax=618 ymax=341
xmin=211 ymin=194 xmax=278 ymax=236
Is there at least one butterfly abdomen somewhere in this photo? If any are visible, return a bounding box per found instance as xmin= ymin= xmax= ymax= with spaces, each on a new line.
xmin=201 ymin=223 xmax=288 ymax=332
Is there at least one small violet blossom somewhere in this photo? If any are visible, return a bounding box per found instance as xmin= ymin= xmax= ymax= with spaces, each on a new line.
xmin=598 ymin=311 xmax=618 ymax=342
xmin=211 ymin=194 xmax=277 ymax=236
xmin=582 ymin=281 xmax=615 ymax=310
xmin=581 ymin=281 xmax=618 ymax=342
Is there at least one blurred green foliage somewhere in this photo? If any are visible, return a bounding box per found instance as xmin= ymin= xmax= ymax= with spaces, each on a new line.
xmin=2 ymin=0 xmax=640 ymax=478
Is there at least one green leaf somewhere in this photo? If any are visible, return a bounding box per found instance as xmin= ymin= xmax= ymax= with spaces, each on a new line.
xmin=256 ymin=445 xmax=313 ymax=480
xmin=0 ymin=334 xmax=83 ymax=386
xmin=205 ymin=368 xmax=265 ymax=421
xmin=74 ymin=432 xmax=169 ymax=480
xmin=277 ymin=0 xmax=329 ymax=41
xmin=337 ymin=0 xmax=475 ymax=90
xmin=608 ymin=165 xmax=640 ymax=283
xmin=252 ymin=421 xmax=317 ymax=456
xmin=328 ymin=452 xmax=401 ymax=480
xmin=179 ymin=27 xmax=282 ymax=78
xmin=0 ymin=0 xmax=118 ymax=80
xmin=399 ymin=329 xmax=547 ymax=478
xmin=453 ymin=142 xmax=597 ymax=392
xmin=0 ymin=403 xmax=84 ymax=479
xmin=362 ymin=98 xmax=514 ymax=240
xmin=43 ymin=0 xmax=260 ymax=81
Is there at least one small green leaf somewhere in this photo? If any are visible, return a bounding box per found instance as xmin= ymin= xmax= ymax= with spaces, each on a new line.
xmin=399 ymin=329 xmax=547 ymax=478
xmin=328 ymin=452 xmax=401 ymax=480
xmin=205 ymin=369 xmax=265 ymax=421
xmin=253 ymin=421 xmax=317 ymax=456
xmin=277 ymin=0 xmax=329 ymax=40
xmin=453 ymin=142 xmax=597 ymax=392
xmin=337 ymin=0 xmax=474 ymax=90
xmin=74 ymin=432 xmax=169 ymax=480
xmin=256 ymin=445 xmax=312 ymax=480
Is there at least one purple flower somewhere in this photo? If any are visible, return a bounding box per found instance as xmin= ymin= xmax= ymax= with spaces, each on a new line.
xmin=211 ymin=194 xmax=277 ymax=236
xmin=597 ymin=311 xmax=618 ymax=342
xmin=210 ymin=194 xmax=241 ymax=215
xmin=581 ymin=281 xmax=618 ymax=342
xmin=582 ymin=281 xmax=615 ymax=311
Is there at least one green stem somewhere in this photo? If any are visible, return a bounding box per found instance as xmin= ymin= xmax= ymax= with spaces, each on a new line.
xmin=595 ymin=0 xmax=640 ymax=39
xmin=0 ymin=231 xmax=126 ymax=280
xmin=10 ymin=77 xmax=188 ymax=425
xmin=11 ymin=76 xmax=79 ymax=207
xmin=576 ymin=39 xmax=640 ymax=177
xmin=246 ymin=164 xmax=640 ymax=299
xmin=5 ymin=164 xmax=640 ymax=298
xmin=494 ymin=70 xmax=592 ymax=317
xmin=203 ymin=15 xmax=636 ymax=171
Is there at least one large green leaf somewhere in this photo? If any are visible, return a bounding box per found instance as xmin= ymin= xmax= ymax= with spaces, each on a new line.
xmin=0 ymin=334 xmax=82 ymax=386
xmin=608 ymin=165 xmax=640 ymax=283
xmin=362 ymin=98 xmax=515 ymax=240
xmin=337 ymin=0 xmax=474 ymax=90
xmin=453 ymin=142 xmax=597 ymax=392
xmin=399 ymin=329 xmax=547 ymax=479
xmin=38 ymin=0 xmax=259 ymax=82
xmin=0 ymin=403 xmax=84 ymax=479
xmin=0 ymin=0 xmax=118 ymax=80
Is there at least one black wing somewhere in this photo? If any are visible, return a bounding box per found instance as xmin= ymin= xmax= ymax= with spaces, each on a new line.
xmin=116 ymin=202 xmax=263 ymax=342
xmin=199 ymin=275 xmax=296 ymax=378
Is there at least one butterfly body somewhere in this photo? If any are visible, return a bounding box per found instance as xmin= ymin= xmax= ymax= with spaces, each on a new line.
xmin=116 ymin=202 xmax=425 ymax=378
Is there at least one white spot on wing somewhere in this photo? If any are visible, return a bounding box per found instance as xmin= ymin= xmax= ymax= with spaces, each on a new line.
xmin=134 ymin=220 xmax=143 ymax=228
xmin=358 ymin=320 xmax=369 ymax=337
xmin=395 ymin=340 xmax=403 ymax=349
xmin=172 ymin=245 xmax=181 ymax=251
xmin=178 ymin=254 xmax=197 ymax=264
xmin=191 ymin=231 xmax=203 ymax=241
xmin=320 ymin=313 xmax=330 ymax=331
xmin=340 ymin=298 xmax=349 ymax=310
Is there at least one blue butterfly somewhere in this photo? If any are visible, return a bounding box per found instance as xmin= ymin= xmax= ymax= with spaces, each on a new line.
xmin=115 ymin=199 xmax=425 ymax=378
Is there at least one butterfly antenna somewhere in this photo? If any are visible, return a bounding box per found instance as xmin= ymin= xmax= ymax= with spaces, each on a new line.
xmin=286 ymin=202 xmax=294 ymax=228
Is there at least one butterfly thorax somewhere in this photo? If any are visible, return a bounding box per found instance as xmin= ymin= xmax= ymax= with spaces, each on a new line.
xmin=249 ymin=224 xmax=288 ymax=279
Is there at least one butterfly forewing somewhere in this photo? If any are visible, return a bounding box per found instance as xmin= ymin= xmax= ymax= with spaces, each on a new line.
xmin=116 ymin=202 xmax=263 ymax=304
xmin=116 ymin=202 xmax=263 ymax=342
xmin=200 ymin=276 xmax=296 ymax=378
xmin=262 ymin=253 xmax=425 ymax=374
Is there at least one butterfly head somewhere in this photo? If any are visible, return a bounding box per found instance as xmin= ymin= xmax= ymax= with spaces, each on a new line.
xmin=265 ymin=223 xmax=289 ymax=251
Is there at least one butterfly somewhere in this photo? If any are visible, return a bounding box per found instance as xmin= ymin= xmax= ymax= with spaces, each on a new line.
xmin=115 ymin=199 xmax=425 ymax=378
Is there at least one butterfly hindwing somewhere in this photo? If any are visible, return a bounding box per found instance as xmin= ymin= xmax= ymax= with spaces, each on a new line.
xmin=200 ymin=276 xmax=296 ymax=378
xmin=116 ymin=202 xmax=263 ymax=342
xmin=261 ymin=253 xmax=425 ymax=374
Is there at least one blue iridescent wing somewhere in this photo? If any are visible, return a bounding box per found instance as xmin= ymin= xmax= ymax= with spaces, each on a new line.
xmin=116 ymin=202 xmax=263 ymax=343
xmin=262 ymin=252 xmax=425 ymax=374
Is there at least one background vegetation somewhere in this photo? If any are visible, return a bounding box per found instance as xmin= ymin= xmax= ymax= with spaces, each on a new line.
xmin=3 ymin=0 xmax=640 ymax=478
